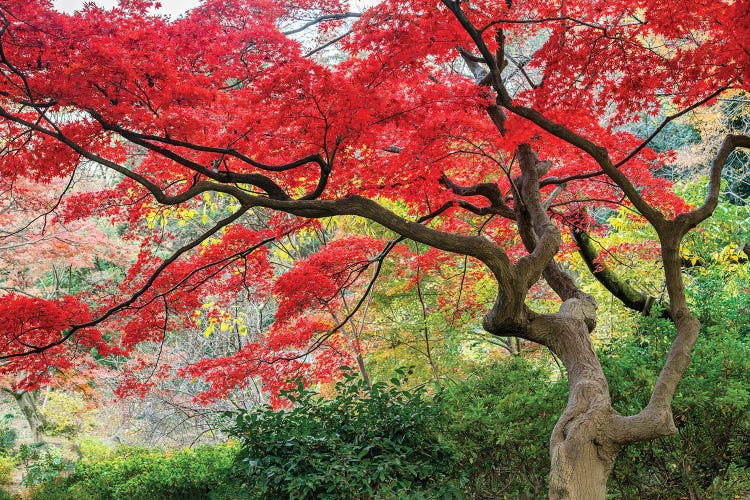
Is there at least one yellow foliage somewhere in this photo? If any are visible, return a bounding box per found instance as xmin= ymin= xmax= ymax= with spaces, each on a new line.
xmin=40 ymin=391 xmax=96 ymax=439
xmin=0 ymin=456 xmax=15 ymax=484
xmin=195 ymin=303 xmax=249 ymax=338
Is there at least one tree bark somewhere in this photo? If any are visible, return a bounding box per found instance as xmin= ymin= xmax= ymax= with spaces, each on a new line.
xmin=525 ymin=302 xmax=620 ymax=499
xmin=354 ymin=352 xmax=371 ymax=390
xmin=549 ymin=420 xmax=618 ymax=500
xmin=4 ymin=389 xmax=45 ymax=442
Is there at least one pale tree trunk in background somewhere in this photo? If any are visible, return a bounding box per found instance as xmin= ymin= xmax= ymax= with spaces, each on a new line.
xmin=3 ymin=389 xmax=46 ymax=442
xmin=354 ymin=351 xmax=371 ymax=390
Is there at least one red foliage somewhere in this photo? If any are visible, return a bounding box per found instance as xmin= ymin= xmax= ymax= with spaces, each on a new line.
xmin=0 ymin=294 xmax=111 ymax=390
xmin=0 ymin=0 xmax=746 ymax=401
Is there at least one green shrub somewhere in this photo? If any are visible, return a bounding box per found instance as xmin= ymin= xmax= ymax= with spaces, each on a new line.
xmin=25 ymin=266 xmax=749 ymax=499
xmin=0 ymin=415 xmax=15 ymax=458
xmin=19 ymin=443 xmax=70 ymax=487
xmin=0 ymin=415 xmax=16 ymax=486
xmin=605 ymin=316 xmax=750 ymax=499
xmin=29 ymin=443 xmax=240 ymax=500
xmin=226 ymin=368 xmax=463 ymax=499
xmin=0 ymin=456 xmax=14 ymax=485
xmin=440 ymin=357 xmax=566 ymax=498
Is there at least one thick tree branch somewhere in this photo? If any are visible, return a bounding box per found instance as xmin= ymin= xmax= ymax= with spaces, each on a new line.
xmin=675 ymin=134 xmax=750 ymax=231
xmin=573 ymin=229 xmax=669 ymax=318
xmin=251 ymin=195 xmax=512 ymax=276
xmin=438 ymin=173 xmax=515 ymax=218
xmin=89 ymin=112 xmax=333 ymax=200
xmin=510 ymin=145 xmax=595 ymax=320
xmin=514 ymin=144 xmax=564 ymax=289
xmin=90 ymin=113 xmax=329 ymax=174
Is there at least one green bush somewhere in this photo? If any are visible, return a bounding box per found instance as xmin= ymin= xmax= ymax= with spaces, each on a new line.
xmin=605 ymin=318 xmax=750 ymax=498
xmin=226 ymin=368 xmax=463 ymax=499
xmin=440 ymin=357 xmax=566 ymax=498
xmin=600 ymin=266 xmax=750 ymax=499
xmin=0 ymin=414 xmax=17 ymax=486
xmin=19 ymin=443 xmax=71 ymax=487
xmin=0 ymin=415 xmax=16 ymax=457
xmin=0 ymin=456 xmax=14 ymax=485
xmin=29 ymin=443 xmax=240 ymax=500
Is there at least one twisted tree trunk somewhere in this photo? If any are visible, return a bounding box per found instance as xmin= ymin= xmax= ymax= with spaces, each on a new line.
xmin=539 ymin=312 xmax=619 ymax=499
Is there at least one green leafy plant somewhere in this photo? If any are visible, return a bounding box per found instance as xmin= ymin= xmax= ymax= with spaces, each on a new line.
xmin=0 ymin=415 xmax=16 ymax=458
xmin=440 ymin=357 xmax=567 ymax=498
xmin=605 ymin=277 xmax=750 ymax=499
xmin=226 ymin=368 xmax=463 ymax=499
xmin=19 ymin=443 xmax=70 ymax=487
xmin=29 ymin=443 xmax=239 ymax=500
xmin=0 ymin=456 xmax=14 ymax=486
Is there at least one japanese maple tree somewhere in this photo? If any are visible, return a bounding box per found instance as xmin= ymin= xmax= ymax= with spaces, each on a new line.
xmin=0 ymin=0 xmax=748 ymax=496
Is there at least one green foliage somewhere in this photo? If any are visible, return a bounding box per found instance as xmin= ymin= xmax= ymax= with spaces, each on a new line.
xmin=680 ymin=180 xmax=750 ymax=262
xmin=605 ymin=306 xmax=750 ymax=497
xmin=18 ymin=443 xmax=71 ymax=487
xmin=0 ymin=456 xmax=14 ymax=485
xmin=23 ymin=264 xmax=749 ymax=499
xmin=0 ymin=415 xmax=16 ymax=457
xmin=226 ymin=368 xmax=463 ymax=499
xmin=628 ymin=112 xmax=701 ymax=156
xmin=439 ymin=357 xmax=567 ymax=498
xmin=29 ymin=444 xmax=239 ymax=500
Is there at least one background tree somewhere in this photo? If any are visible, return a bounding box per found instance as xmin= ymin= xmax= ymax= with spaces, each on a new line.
xmin=0 ymin=0 xmax=748 ymax=497
xmin=0 ymin=171 xmax=132 ymax=442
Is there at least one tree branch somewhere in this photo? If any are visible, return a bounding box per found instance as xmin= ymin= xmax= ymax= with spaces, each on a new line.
xmin=439 ymin=173 xmax=514 ymax=218
xmin=675 ymin=134 xmax=750 ymax=231
xmin=573 ymin=229 xmax=669 ymax=318
xmin=282 ymin=12 xmax=362 ymax=36
xmin=614 ymin=87 xmax=729 ymax=168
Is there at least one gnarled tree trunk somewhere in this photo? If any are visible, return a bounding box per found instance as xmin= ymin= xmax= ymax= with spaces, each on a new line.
xmin=541 ymin=314 xmax=620 ymax=499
